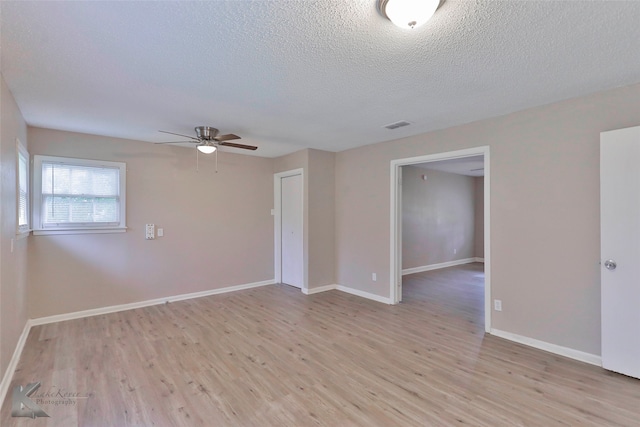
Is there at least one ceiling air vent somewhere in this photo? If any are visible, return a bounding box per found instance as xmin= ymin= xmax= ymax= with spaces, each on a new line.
xmin=384 ymin=120 xmax=411 ymax=130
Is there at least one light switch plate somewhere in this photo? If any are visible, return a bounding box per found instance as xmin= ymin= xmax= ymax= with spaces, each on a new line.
xmin=145 ymin=224 xmax=155 ymax=240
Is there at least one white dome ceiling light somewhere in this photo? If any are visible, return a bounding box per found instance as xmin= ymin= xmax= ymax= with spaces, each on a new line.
xmin=197 ymin=143 xmax=216 ymax=154
xmin=378 ymin=0 xmax=442 ymax=29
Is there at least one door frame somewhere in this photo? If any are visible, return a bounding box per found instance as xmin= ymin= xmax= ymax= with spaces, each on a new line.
xmin=274 ymin=168 xmax=306 ymax=292
xmin=390 ymin=146 xmax=491 ymax=333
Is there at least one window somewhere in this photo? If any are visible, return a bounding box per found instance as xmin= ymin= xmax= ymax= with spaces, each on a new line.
xmin=33 ymin=155 xmax=127 ymax=235
xmin=17 ymin=139 xmax=30 ymax=236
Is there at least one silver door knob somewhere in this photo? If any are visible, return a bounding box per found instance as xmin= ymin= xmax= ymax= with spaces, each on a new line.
xmin=604 ymin=259 xmax=617 ymax=270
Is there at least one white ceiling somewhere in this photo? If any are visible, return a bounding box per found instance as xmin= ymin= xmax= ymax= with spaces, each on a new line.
xmin=2 ymin=1 xmax=639 ymax=158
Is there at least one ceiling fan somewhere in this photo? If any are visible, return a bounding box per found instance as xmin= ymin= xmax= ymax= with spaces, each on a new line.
xmin=157 ymin=126 xmax=257 ymax=153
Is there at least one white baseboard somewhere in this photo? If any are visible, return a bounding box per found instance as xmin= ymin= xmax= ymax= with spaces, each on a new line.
xmin=0 ymin=319 xmax=33 ymax=409
xmin=30 ymin=279 xmax=275 ymax=327
xmin=490 ymin=328 xmax=602 ymax=366
xmin=475 ymin=257 xmax=485 ymax=263
xmin=303 ymin=284 xmax=392 ymax=305
xmin=402 ymin=258 xmax=478 ymax=275
xmin=303 ymin=284 xmax=337 ymax=295
xmin=335 ymin=285 xmax=393 ymax=305
xmin=302 ymin=283 xmax=393 ymax=304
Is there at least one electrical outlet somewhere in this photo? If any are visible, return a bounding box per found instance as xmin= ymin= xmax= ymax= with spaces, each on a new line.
xmin=145 ymin=224 xmax=155 ymax=240
xmin=494 ymin=299 xmax=502 ymax=311
xmin=372 ymin=273 xmax=377 ymax=281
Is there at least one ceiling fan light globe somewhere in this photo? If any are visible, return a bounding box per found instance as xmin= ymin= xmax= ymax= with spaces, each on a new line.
xmin=197 ymin=144 xmax=216 ymax=154
xmin=380 ymin=0 xmax=440 ymax=29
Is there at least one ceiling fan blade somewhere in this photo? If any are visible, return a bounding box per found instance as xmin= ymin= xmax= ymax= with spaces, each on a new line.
xmin=215 ymin=133 xmax=241 ymax=142
xmin=219 ymin=142 xmax=258 ymax=151
xmin=159 ymin=130 xmax=199 ymax=141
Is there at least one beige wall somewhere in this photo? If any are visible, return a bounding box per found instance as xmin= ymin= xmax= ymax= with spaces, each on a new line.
xmin=274 ymin=149 xmax=335 ymax=289
xmin=307 ymin=149 xmax=335 ymax=288
xmin=335 ymin=82 xmax=640 ymax=355
xmin=28 ymin=127 xmax=275 ymax=318
xmin=402 ymin=166 xmax=476 ymax=269
xmin=274 ymin=149 xmax=308 ymax=174
xmin=0 ymin=75 xmax=29 ymax=378
xmin=474 ymin=177 xmax=484 ymax=258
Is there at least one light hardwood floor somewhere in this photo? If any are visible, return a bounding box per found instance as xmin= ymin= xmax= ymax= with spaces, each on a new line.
xmin=2 ymin=263 xmax=640 ymax=426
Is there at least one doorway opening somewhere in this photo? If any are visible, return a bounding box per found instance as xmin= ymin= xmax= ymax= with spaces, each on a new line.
xmin=390 ymin=147 xmax=491 ymax=332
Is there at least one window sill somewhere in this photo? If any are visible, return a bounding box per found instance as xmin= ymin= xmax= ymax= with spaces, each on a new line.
xmin=33 ymin=227 xmax=127 ymax=236
xmin=16 ymin=229 xmax=31 ymax=240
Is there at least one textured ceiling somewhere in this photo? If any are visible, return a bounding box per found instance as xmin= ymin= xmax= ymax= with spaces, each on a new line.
xmin=2 ymin=1 xmax=640 ymax=158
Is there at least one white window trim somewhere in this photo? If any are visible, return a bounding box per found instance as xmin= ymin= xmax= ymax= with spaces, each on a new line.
xmin=16 ymin=138 xmax=31 ymax=239
xmin=33 ymin=155 xmax=127 ymax=236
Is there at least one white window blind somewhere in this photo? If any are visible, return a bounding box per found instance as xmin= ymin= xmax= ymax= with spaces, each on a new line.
xmin=42 ymin=162 xmax=120 ymax=226
xmin=33 ymin=155 xmax=127 ymax=234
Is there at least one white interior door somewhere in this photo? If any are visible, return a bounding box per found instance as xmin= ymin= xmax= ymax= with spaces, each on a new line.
xmin=281 ymin=173 xmax=303 ymax=288
xmin=601 ymin=125 xmax=640 ymax=378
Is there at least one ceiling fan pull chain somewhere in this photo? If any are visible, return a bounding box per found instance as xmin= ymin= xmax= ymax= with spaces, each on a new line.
xmin=215 ymin=149 xmax=218 ymax=173
xmin=196 ymin=147 xmax=199 ymax=172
